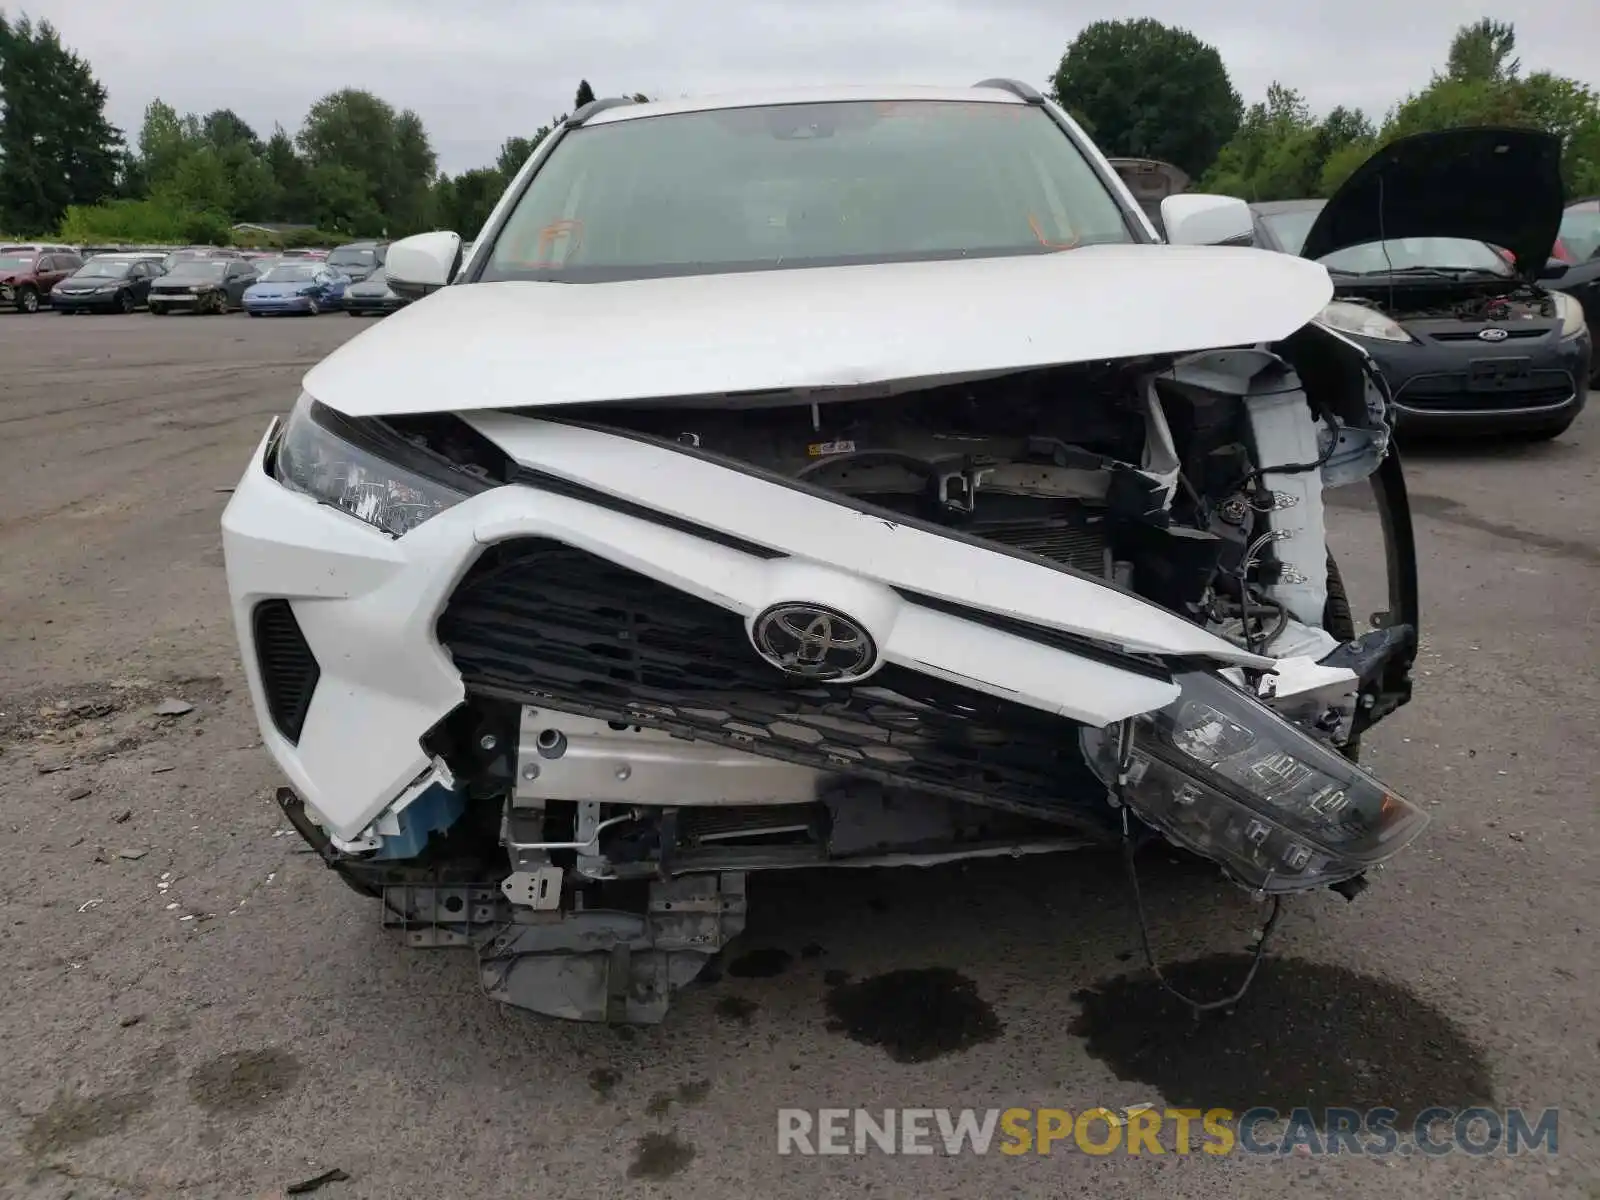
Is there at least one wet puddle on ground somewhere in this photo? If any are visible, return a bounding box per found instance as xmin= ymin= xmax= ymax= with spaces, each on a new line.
xmin=825 ymin=967 xmax=1003 ymax=1063
xmin=1069 ymin=955 xmax=1494 ymax=1123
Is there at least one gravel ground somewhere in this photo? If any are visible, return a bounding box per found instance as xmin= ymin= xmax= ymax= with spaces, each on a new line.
xmin=0 ymin=310 xmax=1595 ymax=1199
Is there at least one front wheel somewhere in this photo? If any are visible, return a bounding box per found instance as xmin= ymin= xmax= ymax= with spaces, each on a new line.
xmin=149 ymin=303 xmax=167 ymax=316
xmin=306 ymin=296 xmax=321 ymax=316
xmin=16 ymin=286 xmax=38 ymax=313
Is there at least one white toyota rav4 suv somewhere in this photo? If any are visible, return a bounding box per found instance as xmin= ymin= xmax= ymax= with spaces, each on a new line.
xmin=222 ymin=82 xmax=1426 ymax=1023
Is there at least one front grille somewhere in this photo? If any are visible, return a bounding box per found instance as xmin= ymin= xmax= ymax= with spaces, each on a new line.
xmin=437 ymin=539 xmax=1110 ymax=830
xmin=1396 ymin=379 xmax=1574 ymax=412
xmin=253 ymin=600 xmax=320 ymax=743
xmin=1429 ymin=328 xmax=1546 ymax=342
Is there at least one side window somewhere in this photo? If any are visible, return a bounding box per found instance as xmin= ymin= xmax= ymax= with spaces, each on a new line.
xmin=36 ymin=255 xmax=55 ymax=272
xmin=63 ymin=255 xmax=81 ymax=270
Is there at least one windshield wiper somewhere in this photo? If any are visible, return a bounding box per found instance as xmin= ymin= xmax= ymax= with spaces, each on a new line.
xmin=1353 ymin=265 xmax=1491 ymax=279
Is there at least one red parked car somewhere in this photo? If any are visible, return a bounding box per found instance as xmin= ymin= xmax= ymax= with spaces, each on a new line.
xmin=0 ymin=244 xmax=83 ymax=312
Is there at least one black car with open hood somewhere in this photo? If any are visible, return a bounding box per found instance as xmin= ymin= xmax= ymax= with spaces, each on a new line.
xmin=1254 ymin=128 xmax=1591 ymax=438
xmin=1301 ymin=127 xmax=1565 ymax=278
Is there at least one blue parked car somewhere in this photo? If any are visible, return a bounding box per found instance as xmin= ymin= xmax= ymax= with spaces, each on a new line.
xmin=243 ymin=262 xmax=350 ymax=316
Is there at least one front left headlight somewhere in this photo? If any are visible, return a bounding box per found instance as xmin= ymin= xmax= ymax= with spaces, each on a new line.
xmin=1082 ymin=670 xmax=1429 ymax=892
xmin=1551 ymin=291 xmax=1587 ymax=339
xmin=1317 ymin=300 xmax=1413 ymax=344
xmin=272 ymin=393 xmax=497 ymax=537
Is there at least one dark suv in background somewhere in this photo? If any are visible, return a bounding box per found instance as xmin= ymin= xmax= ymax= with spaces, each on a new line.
xmin=0 ymin=245 xmax=84 ymax=312
xmin=325 ymin=240 xmax=389 ymax=282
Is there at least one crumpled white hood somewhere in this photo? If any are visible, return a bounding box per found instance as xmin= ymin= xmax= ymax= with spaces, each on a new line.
xmin=304 ymin=245 xmax=1333 ymax=416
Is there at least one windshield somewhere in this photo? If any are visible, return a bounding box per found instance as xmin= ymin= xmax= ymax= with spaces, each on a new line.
xmin=328 ymin=249 xmax=374 ymax=268
xmin=74 ymin=260 xmax=132 ymax=278
xmin=1560 ymin=202 xmax=1600 ymax=261
xmin=167 ymin=262 xmax=227 ymax=280
xmin=0 ymin=253 xmax=37 ymax=271
xmin=1318 ymin=237 xmax=1513 ymax=276
xmin=262 ymin=265 xmax=318 ymax=283
xmin=480 ymin=100 xmax=1137 ymax=282
xmin=1258 ymin=208 xmax=1322 ymax=255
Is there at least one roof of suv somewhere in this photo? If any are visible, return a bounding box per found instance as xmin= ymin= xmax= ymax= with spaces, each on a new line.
xmin=583 ymin=84 xmax=1029 ymax=126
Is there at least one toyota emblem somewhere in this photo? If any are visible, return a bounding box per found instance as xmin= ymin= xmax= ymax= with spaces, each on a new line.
xmin=751 ymin=603 xmax=877 ymax=681
xmin=1477 ymin=327 xmax=1510 ymax=341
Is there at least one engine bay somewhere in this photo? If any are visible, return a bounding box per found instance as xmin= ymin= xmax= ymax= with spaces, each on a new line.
xmin=1336 ymin=280 xmax=1557 ymax=323
xmin=571 ymin=350 xmax=1357 ymax=656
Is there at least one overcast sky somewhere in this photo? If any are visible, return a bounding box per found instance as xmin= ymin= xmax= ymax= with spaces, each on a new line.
xmin=16 ymin=0 xmax=1599 ymax=175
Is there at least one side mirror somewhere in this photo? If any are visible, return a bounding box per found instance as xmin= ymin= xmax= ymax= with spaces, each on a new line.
xmin=386 ymin=231 xmax=462 ymax=300
xmin=1538 ymin=258 xmax=1569 ymax=281
xmin=1160 ymin=194 xmax=1254 ymax=247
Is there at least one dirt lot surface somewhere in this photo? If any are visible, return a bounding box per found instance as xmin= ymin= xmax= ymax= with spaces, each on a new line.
xmin=0 ymin=310 xmax=1596 ymax=1199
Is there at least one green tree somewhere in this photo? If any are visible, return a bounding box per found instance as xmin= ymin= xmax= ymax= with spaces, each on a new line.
xmin=496 ymin=126 xmax=555 ymax=178
xmin=1051 ymin=19 xmax=1241 ymax=179
xmin=434 ymin=166 xmax=504 ymax=234
xmin=1445 ymin=18 xmax=1519 ymax=83
xmin=136 ymin=99 xmax=196 ymax=186
xmin=297 ymin=89 xmax=439 ymax=234
xmin=575 ymin=79 xmax=595 ymax=108
xmin=201 ymin=108 xmax=262 ymax=155
xmin=0 ymin=14 xmax=123 ymax=232
xmin=307 ymin=161 xmax=384 ymax=235
xmin=1202 ymin=85 xmax=1373 ymax=201
xmin=264 ymin=126 xmax=314 ymax=222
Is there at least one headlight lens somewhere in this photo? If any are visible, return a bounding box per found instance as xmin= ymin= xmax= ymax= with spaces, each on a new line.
xmin=1082 ymin=671 xmax=1428 ymax=892
xmin=1551 ymin=290 xmax=1587 ymax=338
xmin=272 ymin=393 xmax=492 ymax=537
xmin=1317 ymin=300 xmax=1412 ymax=343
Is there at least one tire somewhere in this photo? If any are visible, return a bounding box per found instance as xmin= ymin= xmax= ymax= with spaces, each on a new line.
xmin=306 ymin=296 xmax=321 ymax=316
xmin=248 ymin=310 xmax=262 ymax=318
xmin=1323 ymin=554 xmax=1361 ymax=761
xmin=16 ymin=286 xmax=38 ymax=313
xmin=57 ymin=306 xmax=73 ymax=315
xmin=347 ymin=309 xmax=361 ymax=317
xmin=118 ymin=290 xmax=135 ymax=314
xmin=149 ymin=303 xmax=166 ymax=316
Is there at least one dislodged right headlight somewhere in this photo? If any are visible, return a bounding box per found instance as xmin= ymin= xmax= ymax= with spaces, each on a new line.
xmin=1082 ymin=671 xmax=1428 ymax=893
xmin=1317 ymin=300 xmax=1413 ymax=344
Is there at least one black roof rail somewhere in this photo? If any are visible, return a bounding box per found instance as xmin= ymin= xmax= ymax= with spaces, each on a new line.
xmin=567 ymin=96 xmax=639 ymax=127
xmin=971 ymin=78 xmax=1045 ymax=104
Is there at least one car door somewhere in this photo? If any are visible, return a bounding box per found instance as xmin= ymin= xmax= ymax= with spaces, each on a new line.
xmin=225 ymin=263 xmax=252 ymax=306
xmin=129 ymin=262 xmax=154 ymax=303
xmin=36 ymin=254 xmax=64 ymax=293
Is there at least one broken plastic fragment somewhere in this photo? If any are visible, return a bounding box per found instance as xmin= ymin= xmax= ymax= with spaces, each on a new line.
xmin=153 ymin=698 xmax=194 ymax=717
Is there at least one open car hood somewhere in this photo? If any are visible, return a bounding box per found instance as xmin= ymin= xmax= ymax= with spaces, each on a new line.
xmin=1300 ymin=127 xmax=1565 ymax=277
xmin=303 ymin=245 xmax=1334 ymax=417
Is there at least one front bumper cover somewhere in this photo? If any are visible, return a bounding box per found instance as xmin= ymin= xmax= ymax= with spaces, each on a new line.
xmin=223 ymin=413 xmax=1412 ymax=845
